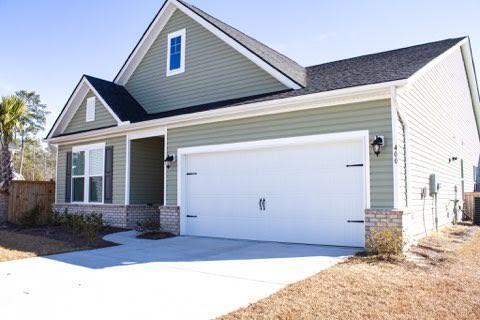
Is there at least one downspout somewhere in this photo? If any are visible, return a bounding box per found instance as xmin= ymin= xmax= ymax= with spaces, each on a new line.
xmin=390 ymin=86 xmax=411 ymax=210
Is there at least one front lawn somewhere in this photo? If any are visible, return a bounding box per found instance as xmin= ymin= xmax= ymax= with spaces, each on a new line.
xmin=0 ymin=224 xmax=120 ymax=262
xmin=221 ymin=225 xmax=480 ymax=320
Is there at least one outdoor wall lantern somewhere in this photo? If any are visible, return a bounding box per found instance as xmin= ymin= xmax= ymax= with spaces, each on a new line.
xmin=371 ymin=135 xmax=385 ymax=157
xmin=164 ymin=154 xmax=176 ymax=169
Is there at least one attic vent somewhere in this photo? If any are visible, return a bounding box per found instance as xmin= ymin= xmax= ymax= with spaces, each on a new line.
xmin=86 ymin=97 xmax=96 ymax=122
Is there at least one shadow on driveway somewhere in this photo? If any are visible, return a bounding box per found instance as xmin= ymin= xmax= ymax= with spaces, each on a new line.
xmin=45 ymin=231 xmax=360 ymax=269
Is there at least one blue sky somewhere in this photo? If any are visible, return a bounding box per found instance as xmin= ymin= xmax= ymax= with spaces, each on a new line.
xmin=1 ymin=0 xmax=479 ymax=137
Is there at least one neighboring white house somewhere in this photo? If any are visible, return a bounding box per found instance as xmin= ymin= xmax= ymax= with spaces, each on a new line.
xmin=46 ymin=0 xmax=480 ymax=247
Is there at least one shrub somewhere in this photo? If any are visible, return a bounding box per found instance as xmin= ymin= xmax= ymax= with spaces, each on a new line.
xmin=60 ymin=211 xmax=103 ymax=242
xmin=46 ymin=209 xmax=66 ymax=227
xmin=367 ymin=228 xmax=405 ymax=257
xmin=83 ymin=213 xmax=103 ymax=243
xmin=18 ymin=206 xmax=41 ymax=227
xmin=63 ymin=213 xmax=84 ymax=235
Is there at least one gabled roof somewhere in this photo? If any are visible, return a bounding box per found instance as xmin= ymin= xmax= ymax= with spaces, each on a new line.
xmin=47 ymin=75 xmax=147 ymax=138
xmin=113 ymin=0 xmax=306 ymax=89
xmin=48 ymin=36 xmax=468 ymax=139
xmin=132 ymin=37 xmax=467 ymax=122
xmin=84 ymin=76 xmax=148 ymax=123
xmin=175 ymin=0 xmax=307 ymax=87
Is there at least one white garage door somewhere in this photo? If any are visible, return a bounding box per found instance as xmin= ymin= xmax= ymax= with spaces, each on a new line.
xmin=181 ymin=134 xmax=367 ymax=247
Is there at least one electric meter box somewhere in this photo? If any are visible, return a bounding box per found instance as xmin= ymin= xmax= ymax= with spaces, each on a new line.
xmin=429 ymin=174 xmax=438 ymax=196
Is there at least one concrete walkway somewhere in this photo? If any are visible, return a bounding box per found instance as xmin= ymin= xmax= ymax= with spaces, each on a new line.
xmin=0 ymin=231 xmax=358 ymax=320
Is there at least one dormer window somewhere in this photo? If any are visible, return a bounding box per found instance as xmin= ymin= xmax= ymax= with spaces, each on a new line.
xmin=86 ymin=97 xmax=96 ymax=122
xmin=166 ymin=29 xmax=186 ymax=77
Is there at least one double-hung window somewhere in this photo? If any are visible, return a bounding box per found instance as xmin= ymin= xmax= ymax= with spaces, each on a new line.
xmin=166 ymin=29 xmax=186 ymax=76
xmin=72 ymin=143 xmax=105 ymax=203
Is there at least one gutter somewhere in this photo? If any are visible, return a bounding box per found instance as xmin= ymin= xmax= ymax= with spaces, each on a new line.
xmin=46 ymin=79 xmax=406 ymax=145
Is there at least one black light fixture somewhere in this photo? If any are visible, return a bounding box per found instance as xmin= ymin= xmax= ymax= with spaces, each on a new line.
xmin=371 ymin=135 xmax=385 ymax=157
xmin=164 ymin=154 xmax=176 ymax=169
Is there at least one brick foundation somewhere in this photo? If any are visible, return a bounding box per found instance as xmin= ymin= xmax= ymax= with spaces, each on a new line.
xmin=159 ymin=206 xmax=180 ymax=235
xmin=0 ymin=192 xmax=8 ymax=224
xmin=365 ymin=208 xmax=404 ymax=248
xmin=125 ymin=205 xmax=160 ymax=229
xmin=53 ymin=203 xmax=160 ymax=229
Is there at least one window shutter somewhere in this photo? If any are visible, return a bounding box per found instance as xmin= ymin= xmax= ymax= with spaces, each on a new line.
xmin=65 ymin=152 xmax=72 ymax=203
xmin=104 ymin=146 xmax=114 ymax=203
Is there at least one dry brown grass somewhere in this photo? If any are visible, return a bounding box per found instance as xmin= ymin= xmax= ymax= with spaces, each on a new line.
xmin=221 ymin=225 xmax=480 ymax=320
xmin=0 ymin=230 xmax=90 ymax=262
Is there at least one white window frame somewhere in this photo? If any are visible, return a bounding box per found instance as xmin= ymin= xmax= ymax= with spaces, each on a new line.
xmin=166 ymin=29 xmax=186 ymax=77
xmin=86 ymin=97 xmax=96 ymax=122
xmin=71 ymin=142 xmax=105 ymax=204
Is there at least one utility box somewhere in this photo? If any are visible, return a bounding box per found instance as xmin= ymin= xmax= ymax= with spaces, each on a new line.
xmin=429 ymin=174 xmax=438 ymax=196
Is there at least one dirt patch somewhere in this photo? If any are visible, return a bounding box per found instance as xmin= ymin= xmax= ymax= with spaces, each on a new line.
xmin=0 ymin=223 xmax=124 ymax=262
xmin=137 ymin=231 xmax=176 ymax=240
xmin=221 ymin=225 xmax=480 ymax=320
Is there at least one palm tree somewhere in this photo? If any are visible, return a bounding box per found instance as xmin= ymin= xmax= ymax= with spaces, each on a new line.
xmin=0 ymin=96 xmax=27 ymax=192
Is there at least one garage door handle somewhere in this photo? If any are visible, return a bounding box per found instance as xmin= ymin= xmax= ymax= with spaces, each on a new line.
xmin=187 ymin=215 xmax=198 ymax=218
xmin=347 ymin=220 xmax=364 ymax=223
xmin=259 ymin=198 xmax=266 ymax=211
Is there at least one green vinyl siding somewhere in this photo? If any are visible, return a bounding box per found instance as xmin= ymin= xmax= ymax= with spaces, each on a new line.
xmin=166 ymin=99 xmax=394 ymax=208
xmin=64 ymin=91 xmax=117 ymax=134
xmin=129 ymin=137 xmax=165 ymax=204
xmin=56 ymin=136 xmax=126 ymax=205
xmin=125 ymin=9 xmax=287 ymax=114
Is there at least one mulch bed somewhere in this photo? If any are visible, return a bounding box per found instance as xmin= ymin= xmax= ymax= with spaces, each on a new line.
xmin=136 ymin=231 xmax=176 ymax=240
xmin=1 ymin=223 xmax=125 ymax=249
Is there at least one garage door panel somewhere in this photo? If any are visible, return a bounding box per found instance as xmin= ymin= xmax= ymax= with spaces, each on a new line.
xmin=184 ymin=137 xmax=366 ymax=247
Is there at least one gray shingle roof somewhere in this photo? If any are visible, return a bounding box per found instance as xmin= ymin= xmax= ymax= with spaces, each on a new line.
xmin=48 ymin=0 xmax=467 ymax=139
xmin=138 ymin=37 xmax=465 ymax=121
xmin=84 ymin=75 xmax=148 ymax=123
xmin=176 ymin=0 xmax=307 ymax=88
xmin=50 ymin=36 xmax=465 ymax=138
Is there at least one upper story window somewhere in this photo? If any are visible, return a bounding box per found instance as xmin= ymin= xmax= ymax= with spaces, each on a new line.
xmin=166 ymin=29 xmax=186 ymax=77
xmin=86 ymin=97 xmax=96 ymax=122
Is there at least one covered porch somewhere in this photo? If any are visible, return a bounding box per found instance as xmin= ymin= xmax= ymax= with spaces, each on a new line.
xmin=124 ymin=128 xmax=168 ymax=228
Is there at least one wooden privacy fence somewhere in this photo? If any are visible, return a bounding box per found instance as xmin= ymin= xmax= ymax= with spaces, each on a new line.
xmin=7 ymin=181 xmax=55 ymax=224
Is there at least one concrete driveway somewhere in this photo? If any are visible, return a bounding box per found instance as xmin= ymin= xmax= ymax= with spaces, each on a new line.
xmin=0 ymin=231 xmax=358 ymax=320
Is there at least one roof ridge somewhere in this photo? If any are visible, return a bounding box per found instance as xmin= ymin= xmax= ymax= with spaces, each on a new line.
xmin=306 ymin=37 xmax=467 ymax=69
xmin=176 ymin=0 xmax=307 ymax=87
xmin=177 ymin=0 xmax=304 ymax=69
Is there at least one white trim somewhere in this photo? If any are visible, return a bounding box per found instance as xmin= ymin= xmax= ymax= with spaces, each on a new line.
xmin=390 ymin=86 xmax=399 ymax=209
xmin=48 ymin=77 xmax=123 ymax=139
xmin=71 ymin=142 xmax=106 ymax=204
xmin=72 ymin=142 xmax=106 ymax=153
xmin=176 ymin=130 xmax=371 ymax=235
xmin=86 ymin=80 xmax=123 ymax=124
xmin=114 ymin=0 xmax=302 ymax=89
xmin=54 ymin=145 xmax=59 ymax=203
xmin=85 ymin=97 xmax=96 ymax=122
xmin=166 ymin=28 xmax=186 ymax=77
xmin=125 ymin=136 xmax=131 ymax=205
xmin=125 ymin=127 xmax=167 ymax=205
xmin=172 ymin=0 xmax=301 ymax=89
xmin=164 ymin=130 xmax=168 ymax=206
xmin=114 ymin=2 xmax=177 ymax=84
xmin=460 ymin=39 xmax=480 ymax=138
xmin=127 ymin=127 xmax=167 ymax=141
xmin=397 ymin=103 xmax=411 ymax=209
xmin=407 ymin=39 xmax=468 ymax=85
xmin=46 ymin=80 xmax=401 ymax=144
